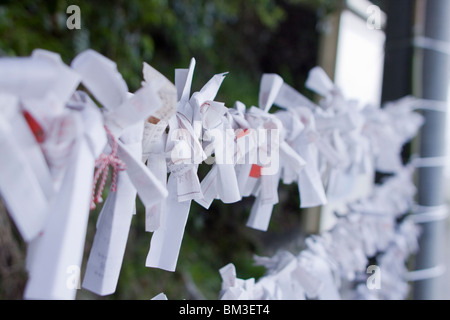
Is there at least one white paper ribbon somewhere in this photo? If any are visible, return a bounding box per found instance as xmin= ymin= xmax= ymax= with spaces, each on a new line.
xmin=24 ymin=95 xmax=107 ymax=300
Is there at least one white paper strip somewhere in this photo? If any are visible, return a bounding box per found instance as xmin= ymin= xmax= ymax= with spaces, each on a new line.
xmin=0 ymin=116 xmax=49 ymax=241
xmin=24 ymin=134 xmax=96 ymax=300
xmin=146 ymin=175 xmax=191 ymax=272
xmin=82 ymin=169 xmax=136 ymax=295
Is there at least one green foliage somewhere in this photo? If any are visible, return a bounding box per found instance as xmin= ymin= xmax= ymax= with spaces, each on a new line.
xmin=0 ymin=0 xmax=331 ymax=94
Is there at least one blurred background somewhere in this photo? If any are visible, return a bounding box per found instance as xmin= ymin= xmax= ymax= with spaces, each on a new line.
xmin=1 ymin=0 xmax=450 ymax=300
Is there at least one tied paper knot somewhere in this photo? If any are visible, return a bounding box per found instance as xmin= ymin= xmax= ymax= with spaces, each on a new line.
xmin=90 ymin=125 xmax=126 ymax=210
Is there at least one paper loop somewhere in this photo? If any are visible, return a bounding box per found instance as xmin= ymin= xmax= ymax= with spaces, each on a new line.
xmin=413 ymin=35 xmax=450 ymax=56
xmin=411 ymin=155 xmax=448 ymax=168
xmin=405 ymin=264 xmax=446 ymax=282
xmin=409 ymin=204 xmax=449 ymax=223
